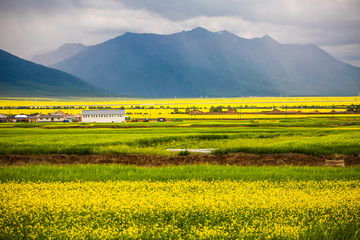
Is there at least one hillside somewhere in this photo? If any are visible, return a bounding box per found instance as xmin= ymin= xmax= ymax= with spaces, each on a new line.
xmin=0 ymin=49 xmax=110 ymax=97
xmin=52 ymin=27 xmax=360 ymax=97
xmin=30 ymin=43 xmax=87 ymax=66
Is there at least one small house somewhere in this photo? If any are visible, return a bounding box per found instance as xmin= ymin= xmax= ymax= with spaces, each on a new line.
xmin=0 ymin=113 xmax=7 ymax=123
xmin=37 ymin=115 xmax=64 ymax=122
xmin=189 ymin=109 xmax=203 ymax=114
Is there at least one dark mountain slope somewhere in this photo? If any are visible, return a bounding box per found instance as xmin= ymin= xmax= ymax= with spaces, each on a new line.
xmin=0 ymin=49 xmax=109 ymax=96
xmin=52 ymin=27 xmax=360 ymax=97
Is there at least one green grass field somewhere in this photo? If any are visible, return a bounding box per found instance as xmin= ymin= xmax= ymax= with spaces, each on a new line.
xmin=1 ymin=164 xmax=360 ymax=182
xmin=0 ymin=118 xmax=359 ymax=156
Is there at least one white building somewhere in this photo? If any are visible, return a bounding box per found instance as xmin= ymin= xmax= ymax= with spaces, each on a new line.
xmin=81 ymin=110 xmax=126 ymax=123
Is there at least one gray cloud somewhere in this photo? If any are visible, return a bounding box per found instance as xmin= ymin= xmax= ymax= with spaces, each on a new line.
xmin=0 ymin=0 xmax=359 ymax=67
xmin=120 ymin=0 xmax=360 ymax=45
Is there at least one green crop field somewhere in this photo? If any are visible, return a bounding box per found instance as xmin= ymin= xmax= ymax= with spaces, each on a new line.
xmin=0 ymin=118 xmax=359 ymax=156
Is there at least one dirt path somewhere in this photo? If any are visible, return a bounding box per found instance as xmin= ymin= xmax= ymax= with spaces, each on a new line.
xmin=1 ymin=153 xmax=359 ymax=167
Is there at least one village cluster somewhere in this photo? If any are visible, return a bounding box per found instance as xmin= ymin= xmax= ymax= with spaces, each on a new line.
xmin=0 ymin=110 xmax=126 ymax=123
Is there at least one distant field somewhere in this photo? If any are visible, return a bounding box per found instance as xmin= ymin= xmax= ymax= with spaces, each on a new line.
xmin=0 ymin=96 xmax=359 ymax=119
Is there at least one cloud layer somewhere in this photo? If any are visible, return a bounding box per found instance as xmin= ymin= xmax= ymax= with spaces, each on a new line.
xmin=0 ymin=0 xmax=359 ymax=66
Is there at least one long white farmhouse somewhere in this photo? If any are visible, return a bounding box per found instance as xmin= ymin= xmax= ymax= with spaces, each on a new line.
xmin=82 ymin=110 xmax=126 ymax=123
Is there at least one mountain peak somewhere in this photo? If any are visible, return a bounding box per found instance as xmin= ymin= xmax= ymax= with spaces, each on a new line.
xmin=190 ymin=26 xmax=209 ymax=32
xmin=187 ymin=26 xmax=212 ymax=35
xmin=59 ymin=43 xmax=86 ymax=49
xmin=260 ymin=34 xmax=278 ymax=44
xmin=178 ymin=26 xmax=213 ymax=39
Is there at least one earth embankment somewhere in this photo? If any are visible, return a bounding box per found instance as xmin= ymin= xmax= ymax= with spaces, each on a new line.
xmin=1 ymin=153 xmax=359 ymax=167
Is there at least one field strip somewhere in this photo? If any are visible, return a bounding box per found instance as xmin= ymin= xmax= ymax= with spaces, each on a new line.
xmin=166 ymin=149 xmax=216 ymax=154
xmin=1 ymin=99 xmax=358 ymax=107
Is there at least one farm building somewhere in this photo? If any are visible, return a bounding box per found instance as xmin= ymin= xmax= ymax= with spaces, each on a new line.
xmin=37 ymin=115 xmax=64 ymax=122
xmin=52 ymin=110 xmax=68 ymax=117
xmin=189 ymin=109 xmax=203 ymax=114
xmin=82 ymin=110 xmax=126 ymax=123
xmin=0 ymin=113 xmax=7 ymax=123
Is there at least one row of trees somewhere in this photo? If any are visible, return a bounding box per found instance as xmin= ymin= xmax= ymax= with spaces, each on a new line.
xmin=347 ymin=104 xmax=360 ymax=112
xmin=2 ymin=104 xmax=358 ymax=112
xmin=209 ymin=105 xmax=237 ymax=113
xmin=0 ymin=106 xmax=85 ymax=110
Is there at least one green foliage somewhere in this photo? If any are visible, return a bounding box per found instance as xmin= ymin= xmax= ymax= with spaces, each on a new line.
xmin=347 ymin=104 xmax=360 ymax=112
xmin=209 ymin=105 xmax=223 ymax=112
xmin=1 ymin=165 xmax=360 ymax=183
xmin=178 ymin=150 xmax=191 ymax=156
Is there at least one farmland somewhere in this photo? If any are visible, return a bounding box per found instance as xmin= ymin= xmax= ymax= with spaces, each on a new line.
xmin=1 ymin=166 xmax=360 ymax=239
xmin=1 ymin=96 xmax=359 ymax=119
xmin=1 ymin=96 xmax=360 ymax=239
xmin=1 ymin=118 xmax=360 ymax=157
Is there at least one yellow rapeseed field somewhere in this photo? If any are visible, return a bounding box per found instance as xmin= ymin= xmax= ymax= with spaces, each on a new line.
xmin=1 ymin=180 xmax=359 ymax=239
xmin=1 ymin=96 xmax=359 ymax=119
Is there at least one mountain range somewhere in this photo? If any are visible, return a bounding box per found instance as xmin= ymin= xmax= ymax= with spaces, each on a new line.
xmin=0 ymin=49 xmax=109 ymax=97
xmin=30 ymin=43 xmax=87 ymax=66
xmin=50 ymin=27 xmax=360 ymax=97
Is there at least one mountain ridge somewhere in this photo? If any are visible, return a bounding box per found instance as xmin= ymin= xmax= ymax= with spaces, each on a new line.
xmin=51 ymin=27 xmax=360 ymax=97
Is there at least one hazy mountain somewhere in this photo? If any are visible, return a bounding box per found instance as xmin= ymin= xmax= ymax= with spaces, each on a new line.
xmin=26 ymin=48 xmax=56 ymax=61
xmin=30 ymin=43 xmax=87 ymax=66
xmin=51 ymin=27 xmax=360 ymax=97
xmin=0 ymin=49 xmax=110 ymax=97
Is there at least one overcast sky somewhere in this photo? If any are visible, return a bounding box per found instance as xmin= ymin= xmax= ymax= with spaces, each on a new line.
xmin=1 ymin=0 xmax=359 ymax=67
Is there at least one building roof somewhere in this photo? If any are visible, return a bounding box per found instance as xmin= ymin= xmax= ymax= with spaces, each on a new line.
xmin=15 ymin=115 xmax=28 ymax=118
xmin=53 ymin=110 xmax=67 ymax=116
xmin=82 ymin=110 xmax=126 ymax=115
xmin=38 ymin=115 xmax=64 ymax=118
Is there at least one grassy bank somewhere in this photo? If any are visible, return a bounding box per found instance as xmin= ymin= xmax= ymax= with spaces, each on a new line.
xmin=1 ymin=164 xmax=360 ymax=182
